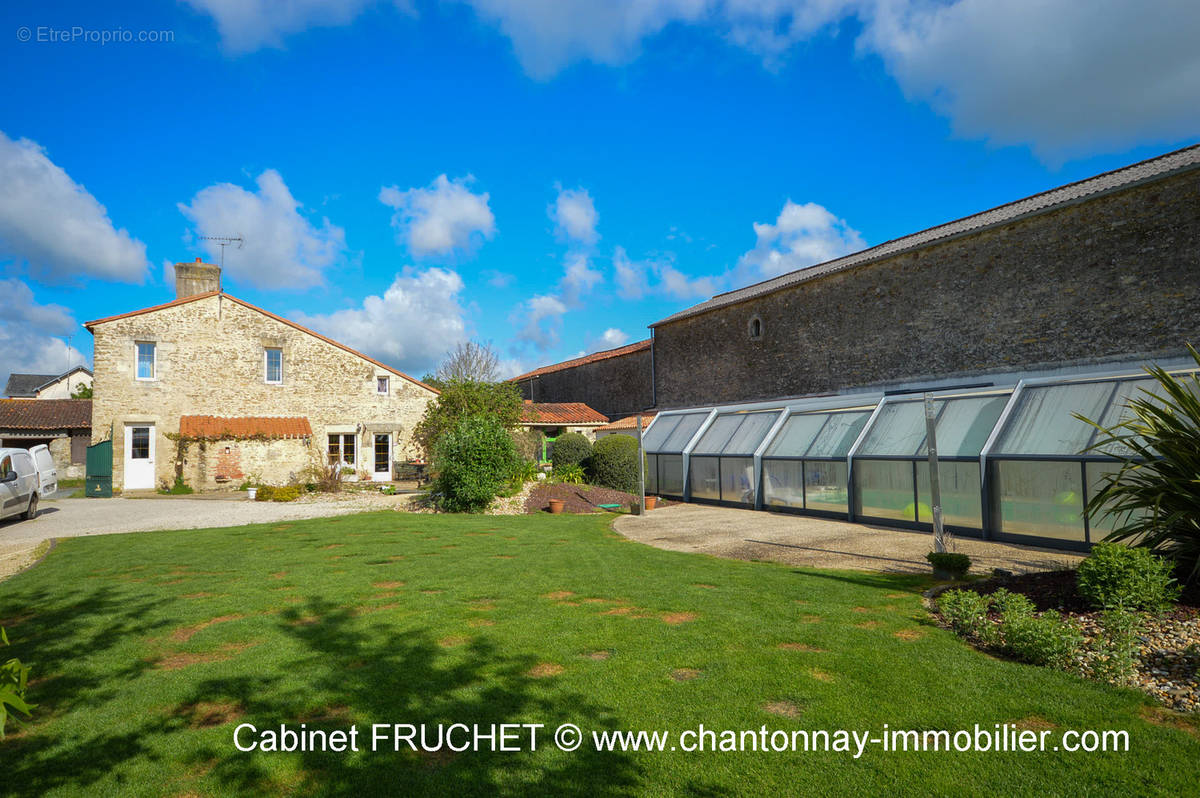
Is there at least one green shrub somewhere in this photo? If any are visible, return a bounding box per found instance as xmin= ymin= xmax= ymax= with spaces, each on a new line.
xmin=1087 ymin=609 xmax=1141 ymax=686
xmin=432 ymin=415 xmax=519 ymax=513
xmin=1 ymin=627 xmax=34 ymax=738
xmin=512 ymin=460 xmax=541 ymax=484
xmin=157 ymin=476 xmax=194 ymax=495
xmin=588 ymin=434 xmax=641 ymax=494
xmin=937 ymin=589 xmax=991 ymax=638
xmin=1079 ymin=345 xmax=1200 ymax=583
xmin=271 ymin=486 xmax=301 ymax=502
xmin=551 ymin=432 xmax=592 ymax=470
xmin=551 ymin=464 xmax=586 ymax=485
xmin=926 ymin=551 xmax=971 ymax=579
xmin=1077 ymin=543 xmax=1180 ymax=611
xmin=254 ymin=485 xmax=276 ymax=501
xmin=414 ymin=380 xmax=523 ymax=458
xmin=984 ymin=588 xmax=1035 ymax=647
xmin=1000 ymin=613 xmax=1083 ymax=671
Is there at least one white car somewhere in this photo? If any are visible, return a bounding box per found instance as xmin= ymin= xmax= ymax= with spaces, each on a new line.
xmin=0 ymin=445 xmax=57 ymax=522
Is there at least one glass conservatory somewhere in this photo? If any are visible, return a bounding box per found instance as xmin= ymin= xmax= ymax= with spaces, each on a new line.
xmin=636 ymin=358 xmax=1193 ymax=551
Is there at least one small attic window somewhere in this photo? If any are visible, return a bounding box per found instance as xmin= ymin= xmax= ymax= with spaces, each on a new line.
xmin=376 ymin=376 xmax=390 ymax=394
xmin=748 ymin=315 xmax=763 ymax=341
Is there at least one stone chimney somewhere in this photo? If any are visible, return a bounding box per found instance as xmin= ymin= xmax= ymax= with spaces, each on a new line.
xmin=174 ymin=257 xmax=221 ymax=299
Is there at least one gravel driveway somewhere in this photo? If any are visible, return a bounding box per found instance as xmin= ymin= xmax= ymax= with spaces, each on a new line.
xmin=0 ymin=494 xmax=409 ymax=581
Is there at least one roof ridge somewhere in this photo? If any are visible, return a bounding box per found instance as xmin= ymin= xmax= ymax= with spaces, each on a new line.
xmin=510 ymin=338 xmax=652 ymax=381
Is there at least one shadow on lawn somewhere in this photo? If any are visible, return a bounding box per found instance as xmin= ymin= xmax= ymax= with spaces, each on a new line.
xmin=4 ymin=594 xmax=641 ymax=797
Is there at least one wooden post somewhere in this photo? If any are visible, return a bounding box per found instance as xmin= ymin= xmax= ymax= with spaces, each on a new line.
xmin=637 ymin=414 xmax=646 ymax=514
xmin=925 ymin=394 xmax=948 ymax=553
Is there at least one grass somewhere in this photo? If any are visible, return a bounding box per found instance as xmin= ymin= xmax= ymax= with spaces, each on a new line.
xmin=0 ymin=512 xmax=1196 ymax=796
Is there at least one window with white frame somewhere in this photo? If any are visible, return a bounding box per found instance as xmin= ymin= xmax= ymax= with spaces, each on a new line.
xmin=265 ymin=347 xmax=283 ymax=384
xmin=328 ymin=434 xmax=356 ymax=468
xmin=135 ymin=341 xmax=156 ymax=380
xmin=376 ymin=376 xmax=389 ymax=394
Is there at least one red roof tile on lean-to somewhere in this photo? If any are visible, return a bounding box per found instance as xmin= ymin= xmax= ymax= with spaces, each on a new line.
xmin=511 ymin=339 xmax=651 ymax=382
xmin=179 ymin=416 xmax=313 ymax=439
xmin=520 ymin=402 xmax=608 ymax=425
xmin=0 ymin=399 xmax=92 ymax=430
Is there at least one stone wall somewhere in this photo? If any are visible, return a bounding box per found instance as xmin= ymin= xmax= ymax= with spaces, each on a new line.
xmin=182 ymin=437 xmax=312 ymax=490
xmin=517 ymin=348 xmax=653 ymax=419
xmin=653 ymin=169 xmax=1200 ymax=408
xmin=90 ymin=294 xmax=437 ymax=490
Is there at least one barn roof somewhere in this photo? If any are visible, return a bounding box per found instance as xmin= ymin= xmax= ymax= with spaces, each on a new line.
xmin=510 ymin=339 xmax=652 ymax=381
xmin=520 ymin=402 xmax=609 ymax=425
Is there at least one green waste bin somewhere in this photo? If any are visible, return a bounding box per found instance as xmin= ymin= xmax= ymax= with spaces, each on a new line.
xmin=85 ymin=440 xmax=113 ymax=498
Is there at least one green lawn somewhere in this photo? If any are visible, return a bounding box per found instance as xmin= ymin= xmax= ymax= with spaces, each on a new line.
xmin=0 ymin=512 xmax=1196 ymax=796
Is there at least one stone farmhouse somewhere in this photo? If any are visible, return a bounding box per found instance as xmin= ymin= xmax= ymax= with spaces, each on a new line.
xmin=4 ymin=367 xmax=93 ymax=399
xmin=85 ymin=259 xmax=439 ymax=492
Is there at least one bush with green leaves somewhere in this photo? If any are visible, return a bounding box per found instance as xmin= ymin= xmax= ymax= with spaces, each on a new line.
xmin=1 ymin=627 xmax=33 ymax=738
xmin=414 ymin=380 xmax=523 ymax=458
xmin=254 ymin=485 xmax=276 ymax=501
xmin=551 ymin=464 xmax=586 ymax=485
xmin=1076 ymin=543 xmax=1180 ymax=611
xmin=270 ymin=486 xmax=301 ymax=502
xmin=984 ymin=588 xmax=1035 ymax=647
xmin=1087 ymin=609 xmax=1141 ymax=686
xmin=937 ymin=589 xmax=991 ymax=638
xmin=1079 ymin=345 xmax=1200 ymax=584
xmin=432 ymin=415 xmax=519 ymax=513
xmin=588 ymin=434 xmax=642 ymax=494
xmin=999 ymin=612 xmax=1083 ymax=671
xmin=511 ymin=460 xmax=541 ymax=484
xmin=926 ymin=551 xmax=971 ymax=579
xmin=550 ymin=432 xmax=592 ymax=471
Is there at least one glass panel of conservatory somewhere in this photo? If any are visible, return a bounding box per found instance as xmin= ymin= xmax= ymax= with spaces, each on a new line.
xmin=692 ymin=414 xmax=745 ymax=454
xmin=807 ymin=411 xmax=871 ymax=457
xmin=722 ymin=412 xmax=779 ymax=455
xmin=805 ymin=460 xmax=849 ymax=514
xmin=854 ymin=460 xmax=916 ymax=521
xmin=658 ymin=455 xmax=684 ymax=495
xmin=994 ymin=382 xmax=1116 ymax=456
xmin=916 ymin=461 xmax=983 ymax=529
xmin=719 ymin=457 xmax=756 ymax=504
xmin=1091 ymin=379 xmax=1159 ymax=457
xmin=645 ymin=454 xmax=658 ymax=495
xmin=1085 ymin=461 xmax=1146 ymax=537
xmin=762 ymin=460 xmax=804 ymax=508
xmin=764 ymin=413 xmax=828 ymax=457
xmin=858 ymin=401 xmax=928 ymax=456
xmin=918 ymin=395 xmax=1009 ymax=457
xmin=641 ymin=415 xmax=680 ymax=452
xmin=995 ymin=460 xmax=1085 ymax=541
xmin=689 ymin=456 xmax=721 ymax=500
xmin=662 ymin=413 xmax=708 ymax=453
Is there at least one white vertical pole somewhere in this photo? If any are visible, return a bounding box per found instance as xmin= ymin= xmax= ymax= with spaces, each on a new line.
xmin=925 ymin=394 xmax=948 ymax=553
xmin=637 ymin=414 xmax=646 ymax=513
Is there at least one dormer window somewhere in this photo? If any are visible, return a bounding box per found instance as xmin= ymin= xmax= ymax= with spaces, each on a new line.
xmin=376 ymin=376 xmax=389 ymax=395
xmin=135 ymin=341 xmax=156 ymax=380
xmin=265 ymin=347 xmax=283 ymax=384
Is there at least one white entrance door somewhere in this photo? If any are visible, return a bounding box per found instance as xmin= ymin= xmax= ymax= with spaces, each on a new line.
xmin=124 ymin=424 xmax=155 ymax=490
xmin=372 ymin=433 xmax=391 ymax=482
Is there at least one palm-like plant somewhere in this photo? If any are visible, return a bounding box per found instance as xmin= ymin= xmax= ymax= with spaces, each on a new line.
xmin=1077 ymin=345 xmax=1200 ymax=584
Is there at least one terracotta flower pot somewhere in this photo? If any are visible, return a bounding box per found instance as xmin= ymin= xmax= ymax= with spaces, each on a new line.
xmin=644 ymin=496 xmax=658 ymax=511
xmin=548 ymin=498 xmax=565 ymax=514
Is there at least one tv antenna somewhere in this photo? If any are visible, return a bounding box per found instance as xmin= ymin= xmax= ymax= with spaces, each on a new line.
xmin=199 ymin=235 xmax=244 ymax=269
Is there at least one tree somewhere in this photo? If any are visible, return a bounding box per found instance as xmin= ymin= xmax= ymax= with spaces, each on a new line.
xmin=435 ymin=341 xmax=501 ymax=383
xmin=414 ymin=379 xmax=523 ymax=457
xmin=71 ymin=382 xmax=92 ymax=399
xmin=431 ymin=415 xmax=519 ymax=512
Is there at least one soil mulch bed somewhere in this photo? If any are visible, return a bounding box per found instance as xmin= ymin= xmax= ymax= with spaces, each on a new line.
xmin=947 ymin=569 xmax=1199 ymax=713
xmin=523 ymin=483 xmax=669 ymax=515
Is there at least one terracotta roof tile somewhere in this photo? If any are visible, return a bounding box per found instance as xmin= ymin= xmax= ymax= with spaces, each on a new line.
xmin=520 ymin=402 xmax=608 ymax=425
xmin=83 ymin=292 xmax=438 ymax=394
xmin=179 ymin=416 xmax=313 ymax=439
xmin=653 ymin=143 xmax=1200 ymax=327
xmin=597 ymin=411 xmax=658 ymax=431
xmin=510 ymin=339 xmax=651 ymax=381
xmin=0 ymin=399 xmax=92 ymax=430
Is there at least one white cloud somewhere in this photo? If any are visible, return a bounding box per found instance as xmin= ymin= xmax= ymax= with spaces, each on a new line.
xmin=737 ymin=199 xmax=864 ymax=281
xmin=511 ymin=293 xmax=569 ymax=352
xmin=613 ymin=246 xmax=645 ymax=300
xmin=0 ymin=279 xmax=89 ymax=389
xmin=656 ymin=262 xmax=719 ymax=300
xmin=482 ymin=269 xmax=515 ymax=288
xmin=560 ymin=253 xmax=603 ymax=304
xmin=588 ymin=327 xmax=629 ymax=352
xmin=0 ymin=131 xmax=149 ymax=283
xmin=292 ymin=267 xmax=468 ymax=376
xmin=379 ymin=175 xmax=496 ymax=259
xmin=861 ymin=0 xmax=1200 ymax=158
xmin=182 ymin=0 xmax=408 ymax=52
xmin=549 ymin=185 xmax=599 ymax=245
xmin=178 ymin=169 xmax=346 ymax=290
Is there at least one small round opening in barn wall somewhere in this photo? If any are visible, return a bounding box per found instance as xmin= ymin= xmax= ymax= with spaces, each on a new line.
xmin=748 ymin=315 xmax=763 ymax=341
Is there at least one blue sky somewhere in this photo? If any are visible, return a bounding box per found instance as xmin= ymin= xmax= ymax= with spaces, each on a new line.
xmin=2 ymin=0 xmax=1198 ymax=385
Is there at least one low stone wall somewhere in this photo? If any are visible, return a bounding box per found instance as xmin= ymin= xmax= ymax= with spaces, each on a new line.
xmin=181 ymin=437 xmax=313 ymax=491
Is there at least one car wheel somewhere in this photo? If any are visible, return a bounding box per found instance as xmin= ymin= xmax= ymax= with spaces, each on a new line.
xmin=23 ymin=493 xmax=38 ymax=521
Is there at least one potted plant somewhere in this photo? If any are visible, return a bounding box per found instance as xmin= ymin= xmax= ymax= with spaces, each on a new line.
xmin=548 ymin=498 xmax=565 ymax=514
xmin=246 ymin=487 xmax=257 ymax=500
xmin=644 ymin=496 xmax=658 ymax=511
xmin=926 ymin=551 xmax=971 ymax=580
